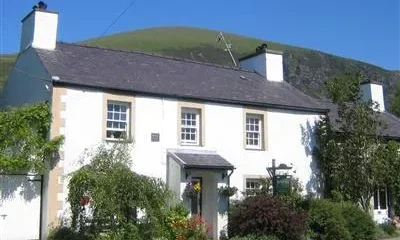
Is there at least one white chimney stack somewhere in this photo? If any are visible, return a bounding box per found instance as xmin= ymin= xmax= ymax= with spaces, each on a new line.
xmin=20 ymin=6 xmax=58 ymax=52
xmin=360 ymin=82 xmax=385 ymax=112
xmin=239 ymin=46 xmax=284 ymax=82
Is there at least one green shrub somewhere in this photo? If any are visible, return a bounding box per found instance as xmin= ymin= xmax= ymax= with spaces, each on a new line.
xmin=308 ymin=199 xmax=351 ymax=240
xmin=228 ymin=194 xmax=308 ymax=240
xmin=229 ymin=235 xmax=280 ymax=240
xmin=341 ymin=202 xmax=376 ymax=240
xmin=379 ymin=221 xmax=397 ymax=236
xmin=48 ymin=226 xmax=88 ymax=240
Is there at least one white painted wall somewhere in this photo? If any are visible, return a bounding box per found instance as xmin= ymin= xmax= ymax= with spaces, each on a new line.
xmin=20 ymin=10 xmax=58 ymax=51
xmin=0 ymin=175 xmax=41 ymax=240
xmin=59 ymin=88 xmax=322 ymax=238
xmin=360 ymin=83 xmax=385 ymax=112
xmin=239 ymin=52 xmax=284 ymax=82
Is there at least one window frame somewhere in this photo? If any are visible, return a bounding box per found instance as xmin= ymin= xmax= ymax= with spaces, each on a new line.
xmin=103 ymin=93 xmax=135 ymax=141
xmin=245 ymin=114 xmax=263 ymax=149
xmin=243 ymin=175 xmax=269 ymax=196
xmin=373 ymin=186 xmax=388 ymax=210
xmin=243 ymin=108 xmax=268 ymax=150
xmin=177 ymin=102 xmax=205 ymax=146
xmin=180 ymin=108 xmax=201 ymax=145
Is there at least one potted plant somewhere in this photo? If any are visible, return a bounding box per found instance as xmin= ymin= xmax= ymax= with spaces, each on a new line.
xmin=182 ymin=182 xmax=201 ymax=199
xmin=218 ymin=186 xmax=238 ymax=197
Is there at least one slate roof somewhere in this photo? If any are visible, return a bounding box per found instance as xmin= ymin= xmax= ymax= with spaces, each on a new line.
xmin=168 ymin=150 xmax=234 ymax=170
xmin=324 ymin=101 xmax=400 ymax=140
xmin=35 ymin=42 xmax=327 ymax=112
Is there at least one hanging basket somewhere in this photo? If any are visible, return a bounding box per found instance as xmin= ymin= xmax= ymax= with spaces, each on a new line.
xmin=218 ymin=186 xmax=238 ymax=197
xmin=182 ymin=182 xmax=201 ymax=199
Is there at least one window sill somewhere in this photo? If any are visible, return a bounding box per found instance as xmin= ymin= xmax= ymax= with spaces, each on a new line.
xmin=180 ymin=143 xmax=202 ymax=147
xmin=104 ymin=138 xmax=134 ymax=143
xmin=245 ymin=147 xmax=265 ymax=151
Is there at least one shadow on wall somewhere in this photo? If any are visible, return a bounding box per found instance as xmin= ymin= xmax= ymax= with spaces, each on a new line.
xmin=0 ymin=175 xmax=41 ymax=202
xmin=300 ymin=120 xmax=322 ymax=196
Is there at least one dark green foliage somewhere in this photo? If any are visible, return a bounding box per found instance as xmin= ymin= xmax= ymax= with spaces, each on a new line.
xmin=390 ymin=81 xmax=400 ymax=116
xmin=308 ymin=199 xmax=351 ymax=240
xmin=48 ymin=226 xmax=89 ymax=240
xmin=308 ymin=199 xmax=376 ymax=240
xmin=379 ymin=221 xmax=397 ymax=236
xmin=341 ymin=202 xmax=376 ymax=240
xmin=228 ymin=194 xmax=308 ymax=240
xmin=229 ymin=235 xmax=280 ymax=240
xmin=0 ymin=102 xmax=63 ymax=173
xmin=315 ymin=73 xmax=400 ymax=212
xmin=67 ymin=143 xmax=175 ymax=239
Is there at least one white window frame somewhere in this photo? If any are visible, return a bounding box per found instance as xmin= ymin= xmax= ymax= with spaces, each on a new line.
xmin=106 ymin=101 xmax=130 ymax=140
xmin=180 ymin=108 xmax=200 ymax=145
xmin=246 ymin=114 xmax=263 ymax=149
xmin=245 ymin=179 xmax=261 ymax=191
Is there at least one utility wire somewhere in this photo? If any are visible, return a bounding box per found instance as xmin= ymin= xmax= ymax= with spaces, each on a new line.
xmin=101 ymin=0 xmax=138 ymax=36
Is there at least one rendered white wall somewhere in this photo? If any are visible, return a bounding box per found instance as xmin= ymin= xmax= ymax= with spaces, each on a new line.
xmin=20 ymin=10 xmax=58 ymax=51
xmin=266 ymin=53 xmax=284 ymax=82
xmin=59 ymin=89 xmax=322 ymax=238
xmin=360 ymin=83 xmax=385 ymax=112
xmin=0 ymin=175 xmax=41 ymax=240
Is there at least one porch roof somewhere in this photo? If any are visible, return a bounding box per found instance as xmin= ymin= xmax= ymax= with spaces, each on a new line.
xmin=167 ymin=149 xmax=234 ymax=170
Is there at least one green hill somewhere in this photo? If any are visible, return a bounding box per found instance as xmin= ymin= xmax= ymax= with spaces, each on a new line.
xmin=1 ymin=26 xmax=399 ymax=102
xmin=0 ymin=55 xmax=16 ymax=90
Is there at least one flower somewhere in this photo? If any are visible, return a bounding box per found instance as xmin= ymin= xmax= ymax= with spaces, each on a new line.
xmin=182 ymin=182 xmax=201 ymax=199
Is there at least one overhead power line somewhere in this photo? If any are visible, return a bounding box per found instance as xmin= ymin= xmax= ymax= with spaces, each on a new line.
xmin=101 ymin=0 xmax=138 ymax=36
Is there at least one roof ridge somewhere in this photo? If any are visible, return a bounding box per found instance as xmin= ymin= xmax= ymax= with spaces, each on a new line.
xmin=57 ymin=41 xmax=255 ymax=74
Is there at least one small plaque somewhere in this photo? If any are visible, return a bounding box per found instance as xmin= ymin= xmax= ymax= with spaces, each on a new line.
xmin=151 ymin=133 xmax=160 ymax=142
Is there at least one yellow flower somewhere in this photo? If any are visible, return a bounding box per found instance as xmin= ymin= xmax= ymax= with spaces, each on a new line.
xmin=193 ymin=182 xmax=201 ymax=192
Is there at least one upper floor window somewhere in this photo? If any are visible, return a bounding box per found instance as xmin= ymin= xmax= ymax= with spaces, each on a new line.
xmin=106 ymin=101 xmax=130 ymax=140
xmin=181 ymin=108 xmax=200 ymax=145
xmin=246 ymin=114 xmax=263 ymax=149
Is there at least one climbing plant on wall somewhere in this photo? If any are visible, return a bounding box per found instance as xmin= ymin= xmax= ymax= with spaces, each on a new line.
xmin=0 ymin=102 xmax=63 ymax=173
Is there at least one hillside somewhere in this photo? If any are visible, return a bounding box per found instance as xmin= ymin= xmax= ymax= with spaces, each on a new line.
xmin=0 ymin=55 xmax=16 ymax=90
xmin=1 ymin=26 xmax=399 ymax=102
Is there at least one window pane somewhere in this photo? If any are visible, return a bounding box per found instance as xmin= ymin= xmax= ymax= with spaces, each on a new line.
xmin=373 ymin=187 xmax=378 ymax=209
xmin=121 ymin=105 xmax=127 ymax=112
xmin=107 ymin=121 xmax=112 ymax=128
xmin=114 ymin=113 xmax=120 ymax=119
xmin=107 ymin=104 xmax=113 ymax=111
xmin=379 ymin=187 xmax=387 ymax=209
xmin=114 ymin=105 xmax=120 ymax=111
xmin=121 ymin=113 xmax=126 ymax=121
xmin=107 ymin=112 xmax=113 ymax=119
xmin=120 ymin=122 xmax=126 ymax=129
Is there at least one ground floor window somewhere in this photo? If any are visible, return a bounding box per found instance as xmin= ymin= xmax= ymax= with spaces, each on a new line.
xmin=374 ymin=186 xmax=388 ymax=210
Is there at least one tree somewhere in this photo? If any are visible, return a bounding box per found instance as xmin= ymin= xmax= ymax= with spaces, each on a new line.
xmin=0 ymin=102 xmax=63 ymax=173
xmin=67 ymin=143 xmax=182 ymax=240
xmin=390 ymin=81 xmax=400 ymax=116
xmin=315 ymin=72 xmax=400 ymax=212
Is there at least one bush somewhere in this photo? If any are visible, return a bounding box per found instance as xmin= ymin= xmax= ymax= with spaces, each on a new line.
xmin=229 ymin=235 xmax=280 ymax=240
xmin=308 ymin=199 xmax=351 ymax=240
xmin=379 ymin=221 xmax=397 ymax=236
xmin=48 ymin=226 xmax=89 ymax=240
xmin=228 ymin=194 xmax=308 ymax=240
xmin=341 ymin=202 xmax=376 ymax=240
xmin=308 ymin=199 xmax=376 ymax=240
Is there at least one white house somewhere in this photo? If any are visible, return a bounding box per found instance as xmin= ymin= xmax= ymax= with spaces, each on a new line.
xmin=1 ymin=6 xmax=400 ymax=240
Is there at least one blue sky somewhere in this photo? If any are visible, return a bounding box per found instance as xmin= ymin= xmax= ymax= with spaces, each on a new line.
xmin=1 ymin=0 xmax=399 ymax=70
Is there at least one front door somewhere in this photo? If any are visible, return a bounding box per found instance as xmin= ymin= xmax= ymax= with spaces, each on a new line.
xmin=190 ymin=177 xmax=202 ymax=216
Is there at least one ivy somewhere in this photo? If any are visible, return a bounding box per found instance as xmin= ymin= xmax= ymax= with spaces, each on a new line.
xmin=0 ymin=102 xmax=63 ymax=173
